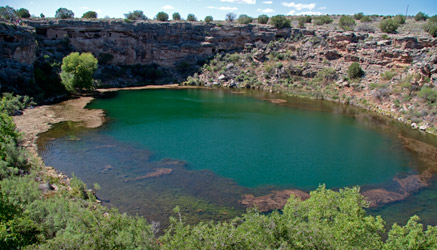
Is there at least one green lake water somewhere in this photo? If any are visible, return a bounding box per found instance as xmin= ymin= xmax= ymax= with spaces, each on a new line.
xmin=37 ymin=88 xmax=437 ymax=229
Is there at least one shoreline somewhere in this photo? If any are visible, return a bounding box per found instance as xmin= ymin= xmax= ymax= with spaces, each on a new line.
xmin=13 ymin=85 xmax=437 ymax=213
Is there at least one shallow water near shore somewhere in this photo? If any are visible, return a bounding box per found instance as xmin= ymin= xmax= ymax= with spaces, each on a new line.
xmin=37 ymin=88 xmax=437 ymax=229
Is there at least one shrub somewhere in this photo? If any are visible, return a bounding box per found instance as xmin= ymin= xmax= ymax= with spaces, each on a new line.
xmin=82 ymin=11 xmax=97 ymax=19
xmin=360 ymin=16 xmax=372 ymax=23
xmin=393 ymin=14 xmax=406 ymax=25
xmin=313 ymin=15 xmax=333 ymax=25
xmin=314 ymin=68 xmax=337 ymax=85
xmin=16 ymin=8 xmax=30 ymax=18
xmin=0 ymin=5 xmax=17 ymax=19
xmin=339 ymin=15 xmax=356 ymax=31
xmin=381 ymin=70 xmax=396 ymax=81
xmin=356 ymin=23 xmax=375 ymax=33
xmin=156 ymin=11 xmax=169 ymax=21
xmin=187 ymin=13 xmax=197 ymax=22
xmin=258 ymin=14 xmax=269 ymax=24
xmin=226 ymin=12 xmax=236 ymax=22
xmin=237 ymin=14 xmax=253 ymax=24
xmin=348 ymin=62 xmax=364 ymax=79
xmin=55 ymin=8 xmax=74 ymax=19
xmin=415 ymin=12 xmax=428 ymax=21
xmin=270 ymin=15 xmax=291 ymax=29
xmin=204 ymin=16 xmax=213 ymax=23
xmin=379 ymin=18 xmax=399 ymax=33
xmin=172 ymin=12 xmax=181 ymax=20
xmin=424 ymin=16 xmax=437 ymax=37
xmin=60 ymin=52 xmax=98 ymax=93
xmin=354 ymin=12 xmax=364 ymax=20
xmin=0 ymin=93 xmax=35 ymax=116
xmin=124 ymin=10 xmax=147 ymax=20
xmin=298 ymin=15 xmax=312 ymax=28
xmin=419 ymin=87 xmax=437 ymax=104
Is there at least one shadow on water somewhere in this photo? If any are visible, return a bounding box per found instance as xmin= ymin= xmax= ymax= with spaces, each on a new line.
xmin=37 ymin=88 xmax=437 ymax=231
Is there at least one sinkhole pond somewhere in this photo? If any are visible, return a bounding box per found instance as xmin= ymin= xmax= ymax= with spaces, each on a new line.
xmin=37 ymin=88 xmax=437 ymax=229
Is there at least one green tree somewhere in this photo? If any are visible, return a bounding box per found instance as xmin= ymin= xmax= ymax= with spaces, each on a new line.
xmin=187 ymin=13 xmax=197 ymax=22
xmin=313 ymin=15 xmax=333 ymax=25
xmin=270 ymin=15 xmax=291 ymax=29
xmin=60 ymin=52 xmax=98 ymax=93
xmin=237 ymin=14 xmax=253 ymax=24
xmin=354 ymin=12 xmax=364 ymax=20
xmin=258 ymin=14 xmax=269 ymax=24
xmin=348 ymin=62 xmax=364 ymax=79
xmin=424 ymin=15 xmax=437 ymax=37
xmin=172 ymin=12 xmax=181 ymax=20
xmin=0 ymin=5 xmax=17 ymax=19
xmin=393 ymin=14 xmax=406 ymax=25
xmin=204 ymin=16 xmax=213 ymax=23
xmin=156 ymin=11 xmax=169 ymax=21
xmin=226 ymin=12 xmax=236 ymax=22
xmin=82 ymin=11 xmax=97 ymax=18
xmin=16 ymin=8 xmax=30 ymax=18
xmin=360 ymin=15 xmax=372 ymax=23
xmin=40 ymin=13 xmax=45 ymax=18
xmin=415 ymin=11 xmax=428 ymax=21
xmin=124 ymin=10 xmax=147 ymax=20
xmin=379 ymin=18 xmax=399 ymax=33
xmin=55 ymin=8 xmax=74 ymax=19
xmin=339 ymin=15 xmax=356 ymax=31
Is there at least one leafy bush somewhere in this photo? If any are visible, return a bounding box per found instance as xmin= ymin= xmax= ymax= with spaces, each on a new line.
xmin=156 ymin=11 xmax=169 ymax=21
xmin=237 ymin=14 xmax=253 ymax=24
xmin=82 ymin=11 xmax=97 ymax=19
xmin=360 ymin=16 xmax=372 ymax=23
xmin=354 ymin=12 xmax=364 ymax=20
xmin=204 ymin=16 xmax=213 ymax=23
xmin=298 ymin=15 xmax=312 ymax=28
xmin=124 ymin=10 xmax=147 ymax=20
xmin=172 ymin=12 xmax=181 ymax=20
xmin=187 ymin=13 xmax=197 ymax=22
xmin=415 ymin=12 xmax=428 ymax=21
xmin=419 ymin=87 xmax=437 ymax=104
xmin=313 ymin=15 xmax=333 ymax=25
xmin=16 ymin=8 xmax=30 ymax=18
xmin=258 ymin=14 xmax=269 ymax=24
xmin=379 ymin=18 xmax=399 ymax=33
xmin=348 ymin=62 xmax=364 ymax=79
xmin=393 ymin=14 xmax=406 ymax=25
xmin=60 ymin=52 xmax=98 ymax=93
xmin=270 ymin=15 xmax=291 ymax=29
xmin=339 ymin=15 xmax=356 ymax=31
xmin=55 ymin=8 xmax=74 ymax=19
xmin=0 ymin=5 xmax=17 ymax=19
xmin=0 ymin=93 xmax=34 ymax=116
xmin=226 ymin=12 xmax=236 ymax=22
xmin=424 ymin=16 xmax=437 ymax=37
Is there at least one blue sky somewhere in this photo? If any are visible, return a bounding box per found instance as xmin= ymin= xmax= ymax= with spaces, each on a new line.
xmin=3 ymin=0 xmax=436 ymax=20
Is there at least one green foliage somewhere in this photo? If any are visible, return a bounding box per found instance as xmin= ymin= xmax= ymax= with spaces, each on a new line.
xmin=313 ymin=15 xmax=333 ymax=25
xmin=314 ymin=68 xmax=337 ymax=85
xmin=424 ymin=16 xmax=437 ymax=37
xmin=339 ymin=15 xmax=356 ymax=31
xmin=124 ymin=10 xmax=147 ymax=20
xmin=226 ymin=12 xmax=236 ymax=22
xmin=237 ymin=14 xmax=253 ymax=24
xmin=0 ymin=5 xmax=17 ymax=20
xmin=270 ymin=15 xmax=291 ymax=29
xmin=156 ymin=11 xmax=169 ymax=21
xmin=348 ymin=62 xmax=364 ymax=79
xmin=258 ymin=14 xmax=269 ymax=24
xmin=0 ymin=93 xmax=35 ymax=116
xmin=381 ymin=70 xmax=396 ymax=81
xmin=418 ymin=87 xmax=437 ymax=104
xmin=354 ymin=12 xmax=364 ymax=20
xmin=82 ymin=11 xmax=97 ymax=19
xmin=360 ymin=15 xmax=372 ymax=23
xmin=298 ymin=15 xmax=312 ymax=28
xmin=60 ymin=52 xmax=98 ymax=93
xmin=187 ymin=13 xmax=197 ymax=22
xmin=204 ymin=16 xmax=213 ymax=23
xmin=393 ymin=14 xmax=406 ymax=25
xmin=55 ymin=8 xmax=74 ymax=19
xmin=172 ymin=12 xmax=181 ymax=21
xmin=415 ymin=12 xmax=428 ymax=21
xmin=379 ymin=18 xmax=399 ymax=33
xmin=16 ymin=8 xmax=30 ymax=18
xmin=385 ymin=216 xmax=437 ymax=249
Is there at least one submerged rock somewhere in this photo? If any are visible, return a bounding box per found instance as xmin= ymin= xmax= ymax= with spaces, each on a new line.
xmin=240 ymin=189 xmax=309 ymax=212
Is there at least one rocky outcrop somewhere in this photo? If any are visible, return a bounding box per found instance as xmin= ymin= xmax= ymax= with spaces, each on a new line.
xmin=241 ymin=189 xmax=309 ymax=212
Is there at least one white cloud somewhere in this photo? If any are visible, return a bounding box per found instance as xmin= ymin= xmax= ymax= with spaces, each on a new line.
xmin=96 ymin=9 xmax=102 ymax=14
xmin=257 ymin=8 xmax=274 ymax=13
xmin=319 ymin=6 xmax=327 ymax=10
xmin=80 ymin=6 xmax=89 ymax=10
xmin=220 ymin=0 xmax=256 ymax=4
xmin=162 ymin=5 xmax=174 ymax=10
xmin=262 ymin=1 xmax=273 ymax=4
xmin=208 ymin=6 xmax=239 ymax=11
xmin=281 ymin=2 xmax=316 ymax=10
xmin=296 ymin=11 xmax=322 ymax=15
xmin=287 ymin=10 xmax=296 ymax=15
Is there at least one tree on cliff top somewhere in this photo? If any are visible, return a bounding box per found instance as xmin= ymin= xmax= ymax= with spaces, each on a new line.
xmin=82 ymin=11 xmax=97 ymax=19
xmin=16 ymin=8 xmax=30 ymax=18
xmin=60 ymin=52 xmax=98 ymax=93
xmin=172 ymin=12 xmax=181 ymax=21
xmin=187 ymin=13 xmax=197 ymax=22
xmin=0 ymin=6 xmax=17 ymax=20
xmin=124 ymin=10 xmax=147 ymax=20
xmin=270 ymin=15 xmax=291 ymax=29
xmin=156 ymin=11 xmax=169 ymax=22
xmin=55 ymin=8 xmax=74 ymax=19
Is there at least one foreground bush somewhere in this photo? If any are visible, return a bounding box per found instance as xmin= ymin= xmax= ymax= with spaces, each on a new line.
xmin=415 ymin=12 xmax=428 ymax=21
xmin=270 ymin=15 xmax=291 ymax=29
xmin=379 ymin=18 xmax=399 ymax=33
xmin=339 ymin=15 xmax=356 ymax=31
xmin=60 ymin=52 xmax=98 ymax=93
xmin=424 ymin=16 xmax=437 ymax=37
